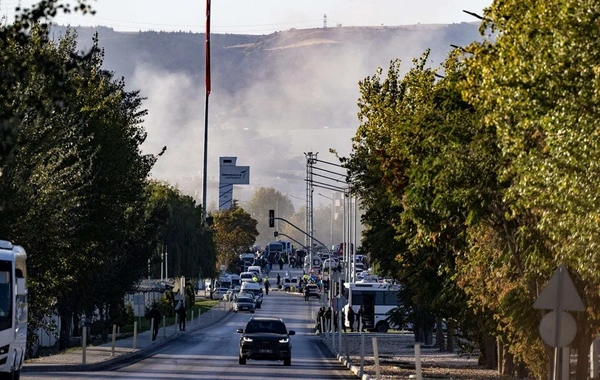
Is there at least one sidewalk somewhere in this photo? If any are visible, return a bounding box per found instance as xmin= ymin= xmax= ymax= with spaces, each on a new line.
xmin=23 ymin=301 xmax=234 ymax=372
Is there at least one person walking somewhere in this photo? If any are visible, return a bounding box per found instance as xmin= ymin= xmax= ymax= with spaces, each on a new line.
xmin=276 ymin=273 xmax=281 ymax=288
xmin=148 ymin=303 xmax=161 ymax=341
xmin=325 ymin=307 xmax=332 ymax=332
xmin=357 ymin=305 xmax=364 ymax=332
xmin=348 ymin=305 xmax=355 ymax=332
xmin=316 ymin=307 xmax=325 ymax=333
xmin=304 ymin=285 xmax=310 ymax=301
xmin=178 ymin=302 xmax=187 ymax=331
xmin=333 ymin=310 xmax=338 ymax=332
xmin=264 ymin=278 xmax=270 ymax=295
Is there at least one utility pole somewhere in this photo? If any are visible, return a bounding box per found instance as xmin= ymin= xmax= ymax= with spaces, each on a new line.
xmin=305 ymin=152 xmax=318 ymax=273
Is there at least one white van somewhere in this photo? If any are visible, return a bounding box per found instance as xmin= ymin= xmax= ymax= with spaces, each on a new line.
xmin=240 ymin=271 xmax=254 ymax=282
xmin=247 ymin=265 xmax=262 ymax=278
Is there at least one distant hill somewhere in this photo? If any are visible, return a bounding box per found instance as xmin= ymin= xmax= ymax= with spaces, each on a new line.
xmin=52 ymin=23 xmax=482 ymax=207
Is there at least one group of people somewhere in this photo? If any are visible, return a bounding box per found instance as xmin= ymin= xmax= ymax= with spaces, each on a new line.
xmin=147 ymin=300 xmax=188 ymax=341
xmin=315 ymin=305 xmax=366 ymax=333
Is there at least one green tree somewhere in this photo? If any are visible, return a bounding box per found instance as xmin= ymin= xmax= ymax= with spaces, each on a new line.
xmin=147 ymin=181 xmax=216 ymax=280
xmin=0 ymin=0 xmax=94 ymax=171
xmin=211 ymin=202 xmax=259 ymax=273
xmin=344 ymin=51 xmax=508 ymax=364
xmin=462 ymin=1 xmax=600 ymax=377
xmin=0 ymin=26 xmax=163 ymax=349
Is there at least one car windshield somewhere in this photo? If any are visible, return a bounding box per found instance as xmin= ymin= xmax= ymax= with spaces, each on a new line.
xmin=237 ymin=297 xmax=253 ymax=303
xmin=245 ymin=321 xmax=287 ymax=334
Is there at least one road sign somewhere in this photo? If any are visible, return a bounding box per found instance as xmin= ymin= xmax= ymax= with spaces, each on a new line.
xmin=539 ymin=310 xmax=577 ymax=348
xmin=533 ymin=265 xmax=584 ymax=311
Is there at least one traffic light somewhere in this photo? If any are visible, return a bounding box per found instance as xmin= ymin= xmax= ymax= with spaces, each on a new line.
xmin=274 ymin=231 xmax=279 ymax=238
xmin=269 ymin=209 xmax=275 ymax=227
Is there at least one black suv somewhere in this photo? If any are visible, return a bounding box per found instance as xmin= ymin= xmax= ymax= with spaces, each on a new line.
xmin=237 ymin=317 xmax=295 ymax=366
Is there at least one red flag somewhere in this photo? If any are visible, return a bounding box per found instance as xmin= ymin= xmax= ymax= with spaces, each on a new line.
xmin=205 ymin=0 xmax=211 ymax=95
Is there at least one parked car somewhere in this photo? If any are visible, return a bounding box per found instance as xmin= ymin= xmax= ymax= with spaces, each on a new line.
xmin=212 ymin=287 xmax=230 ymax=300
xmin=237 ymin=317 xmax=295 ymax=366
xmin=233 ymin=295 xmax=256 ymax=313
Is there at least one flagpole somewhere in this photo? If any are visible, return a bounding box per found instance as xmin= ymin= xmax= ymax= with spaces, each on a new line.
xmin=202 ymin=0 xmax=211 ymax=223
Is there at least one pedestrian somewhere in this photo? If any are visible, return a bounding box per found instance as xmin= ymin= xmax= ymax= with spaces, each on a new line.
xmin=357 ymin=305 xmax=364 ymax=332
xmin=316 ymin=307 xmax=325 ymax=333
xmin=333 ymin=310 xmax=338 ymax=332
xmin=276 ymin=273 xmax=281 ymax=288
xmin=304 ymin=285 xmax=310 ymax=301
xmin=348 ymin=305 xmax=355 ymax=332
xmin=325 ymin=307 xmax=332 ymax=332
xmin=148 ymin=303 xmax=161 ymax=341
xmin=342 ymin=308 xmax=347 ymax=333
xmin=178 ymin=302 xmax=187 ymax=331
xmin=264 ymin=278 xmax=270 ymax=295
xmin=279 ymin=257 xmax=284 ymax=270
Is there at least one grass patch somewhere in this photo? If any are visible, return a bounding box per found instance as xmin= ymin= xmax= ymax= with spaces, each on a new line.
xmin=120 ymin=299 xmax=222 ymax=334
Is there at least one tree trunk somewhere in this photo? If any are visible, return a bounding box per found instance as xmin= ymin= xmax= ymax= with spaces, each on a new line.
xmin=481 ymin=332 xmax=497 ymax=369
xmin=58 ymin=300 xmax=72 ymax=350
xmin=504 ymin=350 xmax=515 ymax=376
xmin=424 ymin=329 xmax=433 ymax=346
xmin=414 ymin=327 xmax=425 ymax=343
xmin=447 ymin=321 xmax=454 ymax=353
xmin=98 ymin=304 xmax=107 ymax=342
xmin=575 ymin=313 xmax=592 ymax=380
xmin=72 ymin=312 xmax=80 ymax=337
xmin=436 ymin=316 xmax=445 ymax=351
xmin=516 ymin=361 xmax=528 ymax=379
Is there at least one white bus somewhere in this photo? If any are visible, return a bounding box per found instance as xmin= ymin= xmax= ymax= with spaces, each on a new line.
xmin=0 ymin=240 xmax=27 ymax=379
xmin=343 ymin=282 xmax=400 ymax=333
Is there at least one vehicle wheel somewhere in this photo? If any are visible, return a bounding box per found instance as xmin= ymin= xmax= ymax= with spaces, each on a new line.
xmin=239 ymin=356 xmax=246 ymax=365
xmin=375 ymin=321 xmax=389 ymax=333
xmin=251 ymin=310 xmax=255 ymax=313
xmin=283 ymin=356 xmax=291 ymax=366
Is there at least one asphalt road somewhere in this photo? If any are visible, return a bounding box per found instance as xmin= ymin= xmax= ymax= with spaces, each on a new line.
xmin=23 ymin=269 xmax=354 ymax=380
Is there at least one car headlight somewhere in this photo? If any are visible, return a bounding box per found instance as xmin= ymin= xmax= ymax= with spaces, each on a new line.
xmin=278 ymin=338 xmax=289 ymax=343
xmin=243 ymin=337 xmax=253 ymax=342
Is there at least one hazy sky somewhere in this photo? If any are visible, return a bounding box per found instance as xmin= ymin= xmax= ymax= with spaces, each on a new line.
xmin=11 ymin=0 xmax=492 ymax=34
xmin=4 ymin=0 xmax=493 ymax=212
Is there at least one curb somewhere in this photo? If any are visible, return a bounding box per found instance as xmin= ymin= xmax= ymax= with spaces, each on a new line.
xmin=23 ymin=309 xmax=234 ymax=372
xmin=318 ymin=333 xmax=373 ymax=380
xmin=337 ymin=353 xmax=372 ymax=380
